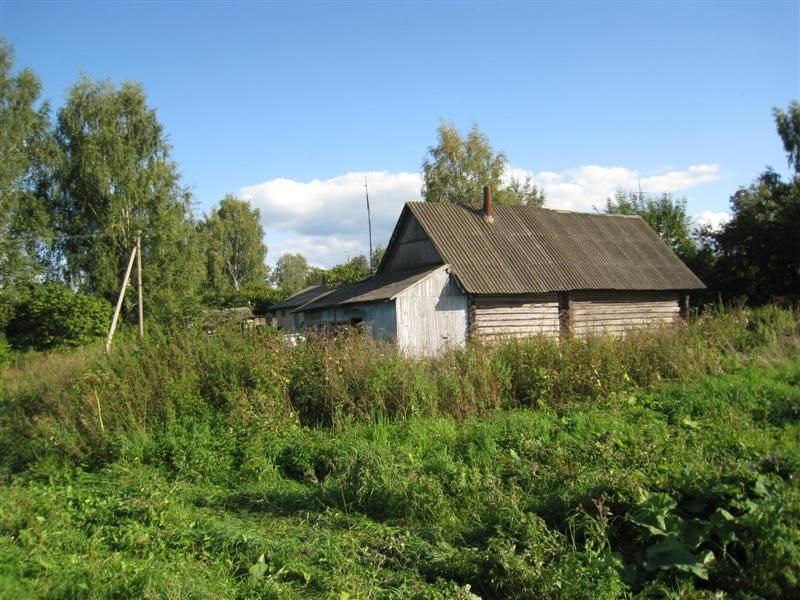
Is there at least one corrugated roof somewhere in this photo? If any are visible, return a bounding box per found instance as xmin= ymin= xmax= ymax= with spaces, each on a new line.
xmin=389 ymin=203 xmax=704 ymax=294
xmin=268 ymin=284 xmax=329 ymax=311
xmin=299 ymin=265 xmax=444 ymax=312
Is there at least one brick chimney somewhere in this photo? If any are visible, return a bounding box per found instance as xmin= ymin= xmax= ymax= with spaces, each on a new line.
xmin=483 ymin=185 xmax=494 ymax=223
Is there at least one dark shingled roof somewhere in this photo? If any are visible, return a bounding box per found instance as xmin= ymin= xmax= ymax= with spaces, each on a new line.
xmin=268 ymin=284 xmax=329 ymax=312
xmin=380 ymin=203 xmax=704 ymax=294
xmin=298 ymin=265 xmax=444 ymax=312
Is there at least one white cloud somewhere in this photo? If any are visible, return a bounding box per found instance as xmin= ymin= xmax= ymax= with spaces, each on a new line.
xmin=240 ymin=171 xmax=421 ymax=267
xmin=240 ymin=171 xmax=421 ymax=237
xmin=694 ymin=209 xmax=731 ymax=231
xmin=507 ymin=163 xmax=721 ymax=213
xmin=241 ymin=164 xmax=721 ymax=268
xmin=267 ymin=233 xmax=365 ymax=268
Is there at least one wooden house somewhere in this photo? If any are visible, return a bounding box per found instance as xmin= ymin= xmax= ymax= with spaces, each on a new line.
xmin=266 ymin=284 xmax=328 ymax=330
xmin=294 ymin=189 xmax=705 ymax=356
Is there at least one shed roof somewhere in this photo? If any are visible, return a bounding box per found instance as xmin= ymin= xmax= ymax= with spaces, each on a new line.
xmin=268 ymin=284 xmax=329 ymax=312
xmin=298 ymin=265 xmax=444 ymax=312
xmin=379 ymin=203 xmax=704 ymax=294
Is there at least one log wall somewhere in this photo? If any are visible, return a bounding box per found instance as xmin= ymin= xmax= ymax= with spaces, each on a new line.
xmin=470 ymin=294 xmax=561 ymax=340
xmin=570 ymin=291 xmax=681 ymax=336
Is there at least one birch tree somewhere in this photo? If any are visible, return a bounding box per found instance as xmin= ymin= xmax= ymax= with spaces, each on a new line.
xmin=422 ymin=122 xmax=545 ymax=206
xmin=0 ymin=39 xmax=55 ymax=328
xmin=51 ymin=77 xmax=204 ymax=322
xmin=202 ymin=195 xmax=268 ymax=298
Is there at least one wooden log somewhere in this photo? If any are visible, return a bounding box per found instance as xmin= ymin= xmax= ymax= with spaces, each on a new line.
xmin=572 ymin=299 xmax=679 ymax=307
xmin=474 ymin=306 xmax=558 ymax=316
xmin=476 ymin=325 xmax=561 ymax=335
xmin=474 ymin=295 xmax=558 ymax=308
xmin=571 ymin=302 xmax=678 ymax=310
xmin=572 ymin=316 xmax=677 ymax=328
xmin=474 ymin=314 xmax=560 ymax=323
xmin=573 ymin=321 xmax=670 ymax=328
xmin=573 ymin=310 xmax=680 ymax=320
xmin=478 ymin=330 xmax=560 ymax=340
xmin=571 ymin=291 xmax=679 ymax=302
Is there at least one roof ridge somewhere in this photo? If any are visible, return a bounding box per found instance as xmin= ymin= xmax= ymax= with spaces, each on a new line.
xmin=405 ymin=201 xmax=642 ymax=218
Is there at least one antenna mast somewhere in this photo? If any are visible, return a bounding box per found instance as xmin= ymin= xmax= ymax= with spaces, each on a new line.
xmin=365 ymin=176 xmax=374 ymax=274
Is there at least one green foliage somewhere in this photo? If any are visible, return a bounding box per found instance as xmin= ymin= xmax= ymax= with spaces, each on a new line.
xmin=324 ymin=254 xmax=369 ymax=287
xmin=1 ymin=305 xmax=796 ymax=468
xmin=270 ymin=252 xmax=310 ymax=296
xmin=422 ymin=121 xmax=545 ymax=206
xmin=371 ymin=245 xmax=386 ymax=271
xmin=773 ymin=100 xmax=800 ymax=174
xmin=603 ymin=190 xmax=697 ymax=261
xmin=51 ymin=76 xmax=204 ymax=323
xmin=713 ymin=171 xmax=799 ymax=304
xmin=0 ymin=39 xmax=56 ymax=330
xmin=210 ymin=280 xmax=285 ymax=314
xmin=304 ymin=265 xmax=325 ymax=286
xmin=0 ymin=337 xmax=798 ymax=596
xmin=323 ymin=246 xmax=387 ymax=286
xmin=201 ymin=195 xmax=268 ymax=302
xmin=503 ymin=171 xmax=546 ymax=206
xmin=0 ymin=334 xmax=11 ymax=366
xmin=4 ymin=283 xmax=111 ymax=350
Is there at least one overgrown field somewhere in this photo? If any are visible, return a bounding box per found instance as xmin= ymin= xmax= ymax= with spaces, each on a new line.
xmin=1 ymin=307 xmax=799 ymax=598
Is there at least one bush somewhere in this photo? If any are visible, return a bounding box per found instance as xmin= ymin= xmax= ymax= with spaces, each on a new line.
xmin=0 ymin=334 xmax=11 ymax=366
xmin=203 ymin=281 xmax=285 ymax=314
xmin=0 ymin=305 xmax=797 ymax=474
xmin=5 ymin=283 xmax=112 ymax=351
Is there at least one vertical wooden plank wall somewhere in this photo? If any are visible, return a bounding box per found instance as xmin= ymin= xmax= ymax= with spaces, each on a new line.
xmin=303 ymin=303 xmax=398 ymax=341
xmin=395 ymin=269 xmax=468 ymax=356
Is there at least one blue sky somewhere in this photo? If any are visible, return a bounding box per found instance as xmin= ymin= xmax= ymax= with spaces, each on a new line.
xmin=2 ymin=1 xmax=798 ymax=266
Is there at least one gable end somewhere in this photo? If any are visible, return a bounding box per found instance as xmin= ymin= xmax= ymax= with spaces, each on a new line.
xmin=379 ymin=207 xmax=443 ymax=272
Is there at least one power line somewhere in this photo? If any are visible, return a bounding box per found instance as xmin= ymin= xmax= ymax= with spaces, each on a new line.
xmin=1 ymin=231 xmax=148 ymax=243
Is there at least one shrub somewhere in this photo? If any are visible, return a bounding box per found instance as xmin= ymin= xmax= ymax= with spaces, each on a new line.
xmin=0 ymin=334 xmax=11 ymax=366
xmin=5 ymin=283 xmax=112 ymax=351
xmin=204 ymin=281 xmax=285 ymax=314
xmin=0 ymin=305 xmax=797 ymax=474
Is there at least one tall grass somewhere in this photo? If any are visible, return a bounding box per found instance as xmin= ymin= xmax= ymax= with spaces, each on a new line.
xmin=0 ymin=306 xmax=798 ymax=597
xmin=1 ymin=360 xmax=798 ymax=597
xmin=1 ymin=305 xmax=797 ymax=475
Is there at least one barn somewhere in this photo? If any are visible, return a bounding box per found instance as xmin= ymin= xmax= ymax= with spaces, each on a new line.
xmin=266 ymin=284 xmax=328 ymax=330
xmin=294 ymin=189 xmax=705 ymax=356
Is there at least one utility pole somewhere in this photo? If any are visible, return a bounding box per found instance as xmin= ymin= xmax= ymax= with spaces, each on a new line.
xmin=105 ymin=243 xmax=138 ymax=355
xmin=365 ymin=176 xmax=374 ymax=274
xmin=136 ymin=231 xmax=144 ymax=343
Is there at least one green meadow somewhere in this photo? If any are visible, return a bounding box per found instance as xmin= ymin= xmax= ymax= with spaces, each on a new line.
xmin=1 ymin=307 xmax=798 ymax=598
